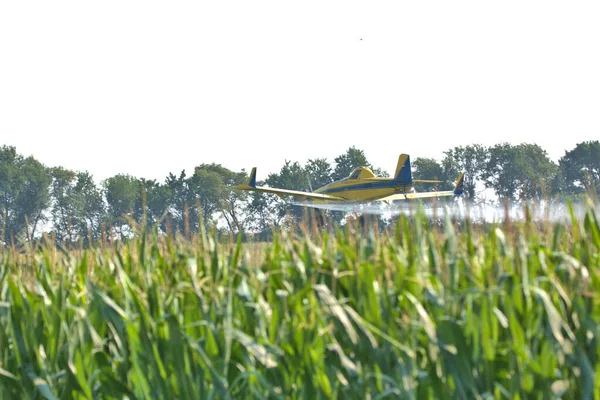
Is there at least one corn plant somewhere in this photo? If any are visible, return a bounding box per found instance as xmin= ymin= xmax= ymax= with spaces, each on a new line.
xmin=0 ymin=202 xmax=599 ymax=399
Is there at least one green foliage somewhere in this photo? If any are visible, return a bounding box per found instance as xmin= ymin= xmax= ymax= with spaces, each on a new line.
xmin=159 ymin=165 xmax=248 ymax=236
xmin=412 ymin=157 xmax=455 ymax=191
xmin=75 ymin=172 xmax=106 ymax=243
xmin=305 ymin=158 xmax=333 ymax=190
xmin=2 ymin=142 xmax=597 ymax=245
xmin=135 ymin=178 xmax=172 ymax=230
xmin=333 ymin=146 xmax=384 ymax=181
xmin=0 ymin=146 xmax=51 ymax=244
xmin=330 ymin=146 xmax=389 ymax=180
xmin=191 ymin=167 xmax=226 ymax=228
xmin=443 ymin=144 xmax=488 ymax=200
xmin=1 ymin=202 xmax=599 ymax=398
xmin=49 ymin=166 xmax=78 ymax=242
xmin=200 ymin=164 xmax=248 ymax=233
xmin=242 ymin=184 xmax=284 ymax=236
xmin=15 ymin=156 xmax=52 ymax=237
xmin=50 ymin=168 xmax=106 ymax=245
xmin=264 ymin=161 xmax=309 ymax=227
xmin=484 ymin=143 xmax=557 ymax=203
xmin=333 ymin=146 xmax=370 ymax=181
xmin=104 ymin=174 xmax=142 ymax=236
xmin=558 ymin=140 xmax=600 ymax=198
xmin=165 ymin=170 xmax=191 ymax=233
xmin=267 ymin=161 xmax=309 ymax=191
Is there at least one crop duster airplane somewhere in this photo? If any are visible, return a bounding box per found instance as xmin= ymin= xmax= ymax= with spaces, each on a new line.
xmin=236 ymin=154 xmax=464 ymax=217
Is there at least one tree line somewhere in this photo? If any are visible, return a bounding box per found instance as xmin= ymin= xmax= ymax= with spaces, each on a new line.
xmin=0 ymin=141 xmax=598 ymax=245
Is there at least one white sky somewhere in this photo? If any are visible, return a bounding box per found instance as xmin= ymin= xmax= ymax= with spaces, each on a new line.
xmin=1 ymin=1 xmax=599 ymax=183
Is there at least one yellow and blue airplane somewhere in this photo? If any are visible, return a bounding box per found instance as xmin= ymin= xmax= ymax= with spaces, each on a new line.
xmin=236 ymin=154 xmax=464 ymax=206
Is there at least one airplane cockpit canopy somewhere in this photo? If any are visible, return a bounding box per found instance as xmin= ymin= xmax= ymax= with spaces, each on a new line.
xmin=348 ymin=167 xmax=375 ymax=180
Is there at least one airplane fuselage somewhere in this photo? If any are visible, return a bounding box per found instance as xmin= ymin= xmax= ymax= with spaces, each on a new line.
xmin=314 ymin=176 xmax=412 ymax=202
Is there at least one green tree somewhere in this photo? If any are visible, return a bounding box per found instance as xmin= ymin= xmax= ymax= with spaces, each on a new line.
xmin=133 ymin=178 xmax=172 ymax=233
xmin=242 ymin=184 xmax=284 ymax=237
xmin=484 ymin=143 xmax=557 ymax=204
xmin=50 ymin=168 xmax=107 ymax=245
xmin=104 ymin=174 xmax=142 ymax=238
xmin=0 ymin=146 xmax=26 ymax=243
xmin=305 ymin=158 xmax=333 ymax=190
xmin=50 ymin=167 xmax=78 ymax=243
xmin=195 ymin=163 xmax=248 ymax=233
xmin=442 ymin=144 xmax=488 ymax=201
xmin=74 ymin=171 xmax=106 ymax=244
xmin=558 ymin=140 xmax=600 ymax=198
xmin=267 ymin=161 xmax=309 ymax=191
xmin=264 ymin=161 xmax=308 ymax=229
xmin=165 ymin=171 xmax=189 ymax=235
xmin=332 ymin=147 xmax=372 ymax=181
xmin=15 ymin=156 xmax=52 ymax=240
xmin=0 ymin=146 xmax=51 ymax=244
xmin=332 ymin=146 xmax=389 ymax=180
xmin=189 ymin=166 xmax=227 ymax=229
xmin=371 ymin=166 xmax=389 ymax=178
xmin=163 ymin=166 xmax=231 ymax=235
xmin=411 ymin=157 xmax=456 ymax=192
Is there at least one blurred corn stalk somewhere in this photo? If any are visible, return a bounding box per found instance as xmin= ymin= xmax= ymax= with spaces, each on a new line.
xmin=0 ymin=200 xmax=599 ymax=399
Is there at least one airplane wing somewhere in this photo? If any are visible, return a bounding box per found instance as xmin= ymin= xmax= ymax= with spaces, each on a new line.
xmin=379 ymin=191 xmax=457 ymax=201
xmin=236 ymin=167 xmax=345 ymax=202
xmin=378 ymin=173 xmax=465 ymax=202
xmin=241 ymin=185 xmax=345 ymax=201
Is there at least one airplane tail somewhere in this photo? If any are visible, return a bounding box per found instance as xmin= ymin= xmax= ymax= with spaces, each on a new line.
xmin=453 ymin=173 xmax=465 ymax=195
xmin=236 ymin=167 xmax=257 ymax=190
xmin=394 ymin=154 xmax=412 ymax=183
xmin=395 ymin=153 xmax=443 ymax=184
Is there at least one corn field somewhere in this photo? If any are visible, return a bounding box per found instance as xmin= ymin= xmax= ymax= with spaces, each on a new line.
xmin=1 ymin=203 xmax=600 ymax=399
